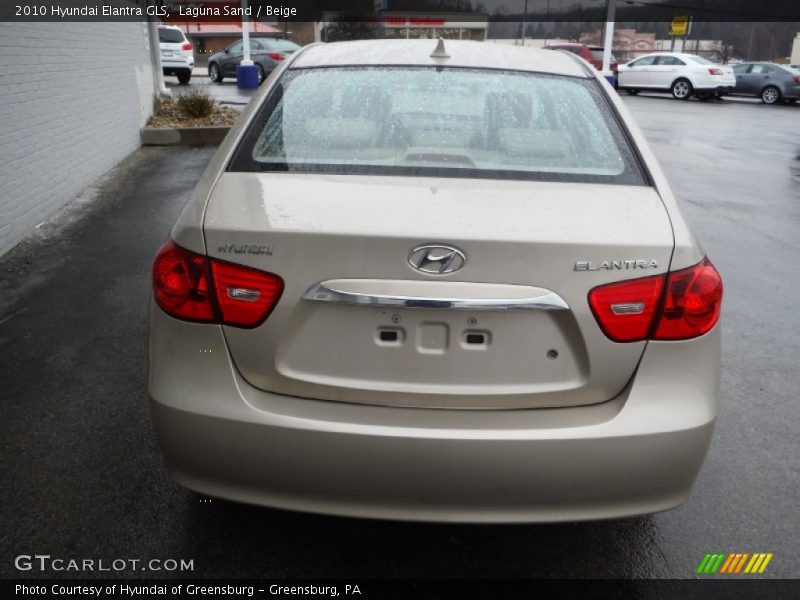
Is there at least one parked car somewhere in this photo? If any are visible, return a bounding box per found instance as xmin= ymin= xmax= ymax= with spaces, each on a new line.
xmin=208 ymin=38 xmax=300 ymax=84
xmin=157 ymin=24 xmax=193 ymax=84
xmin=544 ymin=43 xmax=618 ymax=77
xmin=150 ymin=39 xmax=723 ymax=523
xmin=617 ymin=52 xmax=735 ymax=100
xmin=731 ymin=62 xmax=800 ymax=104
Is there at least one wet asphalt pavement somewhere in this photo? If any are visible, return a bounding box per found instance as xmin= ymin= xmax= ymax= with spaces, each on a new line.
xmin=1 ymin=96 xmax=799 ymax=581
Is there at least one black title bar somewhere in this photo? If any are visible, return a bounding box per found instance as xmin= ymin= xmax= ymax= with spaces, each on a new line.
xmin=2 ymin=1 xmax=800 ymax=23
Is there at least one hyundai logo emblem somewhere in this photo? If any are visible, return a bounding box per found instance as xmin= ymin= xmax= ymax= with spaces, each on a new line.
xmin=408 ymin=244 xmax=466 ymax=275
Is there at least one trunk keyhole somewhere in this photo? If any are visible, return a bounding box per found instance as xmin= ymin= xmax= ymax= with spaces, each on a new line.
xmin=380 ymin=330 xmax=398 ymax=342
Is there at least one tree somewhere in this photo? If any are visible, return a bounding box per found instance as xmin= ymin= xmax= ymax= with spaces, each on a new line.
xmin=554 ymin=7 xmax=597 ymax=43
xmin=324 ymin=16 xmax=378 ymax=42
xmin=712 ymin=22 xmax=750 ymax=61
xmin=712 ymin=40 xmax=736 ymax=64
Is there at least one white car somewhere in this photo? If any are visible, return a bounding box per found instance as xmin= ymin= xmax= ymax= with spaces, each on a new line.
xmin=618 ymin=52 xmax=736 ymax=100
xmin=158 ymin=24 xmax=194 ymax=85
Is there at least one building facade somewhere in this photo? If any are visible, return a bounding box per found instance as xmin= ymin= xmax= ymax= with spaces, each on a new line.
xmin=580 ymin=28 xmax=724 ymax=61
xmin=316 ymin=12 xmax=488 ymax=43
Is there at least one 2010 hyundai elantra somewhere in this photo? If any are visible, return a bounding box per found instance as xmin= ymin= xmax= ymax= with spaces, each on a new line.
xmin=149 ymin=39 xmax=723 ymax=522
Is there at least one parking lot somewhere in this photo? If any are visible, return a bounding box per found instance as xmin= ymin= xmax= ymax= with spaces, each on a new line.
xmin=166 ymin=69 xmax=800 ymax=111
xmin=1 ymin=92 xmax=798 ymax=579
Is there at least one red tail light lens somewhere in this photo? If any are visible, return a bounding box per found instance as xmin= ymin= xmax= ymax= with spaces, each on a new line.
xmin=588 ymin=258 xmax=723 ymax=342
xmin=588 ymin=274 xmax=665 ymax=342
xmin=181 ymin=41 xmax=192 ymax=51
xmin=793 ymin=76 xmax=800 ymax=83
xmin=210 ymin=260 xmax=283 ymax=328
xmin=152 ymin=239 xmax=283 ymax=328
xmin=153 ymin=239 xmax=215 ymax=322
xmin=708 ymin=68 xmax=723 ymax=75
xmin=653 ymin=258 xmax=723 ymax=340
xmin=267 ymin=52 xmax=285 ymax=61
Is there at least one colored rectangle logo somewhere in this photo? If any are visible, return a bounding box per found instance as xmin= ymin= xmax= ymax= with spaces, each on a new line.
xmin=697 ymin=553 xmax=773 ymax=574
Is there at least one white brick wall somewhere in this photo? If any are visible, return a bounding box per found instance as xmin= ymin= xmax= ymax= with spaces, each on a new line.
xmin=0 ymin=21 xmax=157 ymax=256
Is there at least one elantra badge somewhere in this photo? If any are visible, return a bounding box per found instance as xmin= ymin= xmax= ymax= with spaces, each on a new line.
xmin=575 ymin=259 xmax=658 ymax=271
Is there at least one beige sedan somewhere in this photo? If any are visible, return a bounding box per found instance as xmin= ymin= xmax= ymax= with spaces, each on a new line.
xmin=149 ymin=39 xmax=723 ymax=522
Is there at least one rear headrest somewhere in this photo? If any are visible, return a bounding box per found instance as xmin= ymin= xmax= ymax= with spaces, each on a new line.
xmin=484 ymin=92 xmax=533 ymax=128
xmin=411 ymin=130 xmax=468 ymax=149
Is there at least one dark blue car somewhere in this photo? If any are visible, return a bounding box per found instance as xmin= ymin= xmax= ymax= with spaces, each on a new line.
xmin=208 ymin=38 xmax=300 ymax=85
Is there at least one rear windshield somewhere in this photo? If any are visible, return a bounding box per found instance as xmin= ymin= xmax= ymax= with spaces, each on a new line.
xmin=158 ymin=28 xmax=185 ymax=43
xmin=687 ymin=55 xmax=714 ymax=65
xmin=230 ymin=66 xmax=646 ymax=185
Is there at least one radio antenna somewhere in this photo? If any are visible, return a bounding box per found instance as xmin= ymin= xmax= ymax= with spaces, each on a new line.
xmin=430 ymin=38 xmax=450 ymax=59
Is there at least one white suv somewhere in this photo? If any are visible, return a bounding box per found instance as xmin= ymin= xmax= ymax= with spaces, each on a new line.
xmin=158 ymin=25 xmax=194 ymax=85
xmin=618 ymin=52 xmax=736 ymax=100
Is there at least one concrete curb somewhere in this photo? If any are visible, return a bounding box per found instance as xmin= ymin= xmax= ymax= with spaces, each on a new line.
xmin=141 ymin=126 xmax=230 ymax=146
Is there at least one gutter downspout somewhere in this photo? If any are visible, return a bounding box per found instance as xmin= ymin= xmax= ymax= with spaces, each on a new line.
xmin=146 ymin=1 xmax=170 ymax=99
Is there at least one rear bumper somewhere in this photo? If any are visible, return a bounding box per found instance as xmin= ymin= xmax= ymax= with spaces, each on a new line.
xmin=149 ymin=305 xmax=719 ymax=523
xmin=162 ymin=58 xmax=194 ymax=73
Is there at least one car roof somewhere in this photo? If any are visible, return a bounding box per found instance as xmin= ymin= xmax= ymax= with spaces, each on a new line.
xmin=292 ymin=39 xmax=588 ymax=78
xmin=548 ymin=43 xmax=607 ymax=52
xmin=633 ymin=52 xmax=703 ymax=59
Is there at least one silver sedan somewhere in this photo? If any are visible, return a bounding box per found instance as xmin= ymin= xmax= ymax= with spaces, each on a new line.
xmin=731 ymin=62 xmax=800 ymax=104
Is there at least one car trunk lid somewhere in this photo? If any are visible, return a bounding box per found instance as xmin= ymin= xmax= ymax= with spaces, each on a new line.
xmin=203 ymin=172 xmax=674 ymax=409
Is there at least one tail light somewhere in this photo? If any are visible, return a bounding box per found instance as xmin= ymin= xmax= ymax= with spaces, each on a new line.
xmin=210 ymin=260 xmax=283 ymax=327
xmin=153 ymin=239 xmax=283 ymax=328
xmin=589 ymin=258 xmax=722 ymax=342
xmin=267 ymin=52 xmax=285 ymax=61
xmin=181 ymin=41 xmax=192 ymax=51
xmin=793 ymin=76 xmax=800 ymax=83
xmin=152 ymin=241 xmax=215 ymax=322
xmin=588 ymin=274 xmax=665 ymax=342
xmin=708 ymin=68 xmax=723 ymax=75
xmin=653 ymin=258 xmax=723 ymax=340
